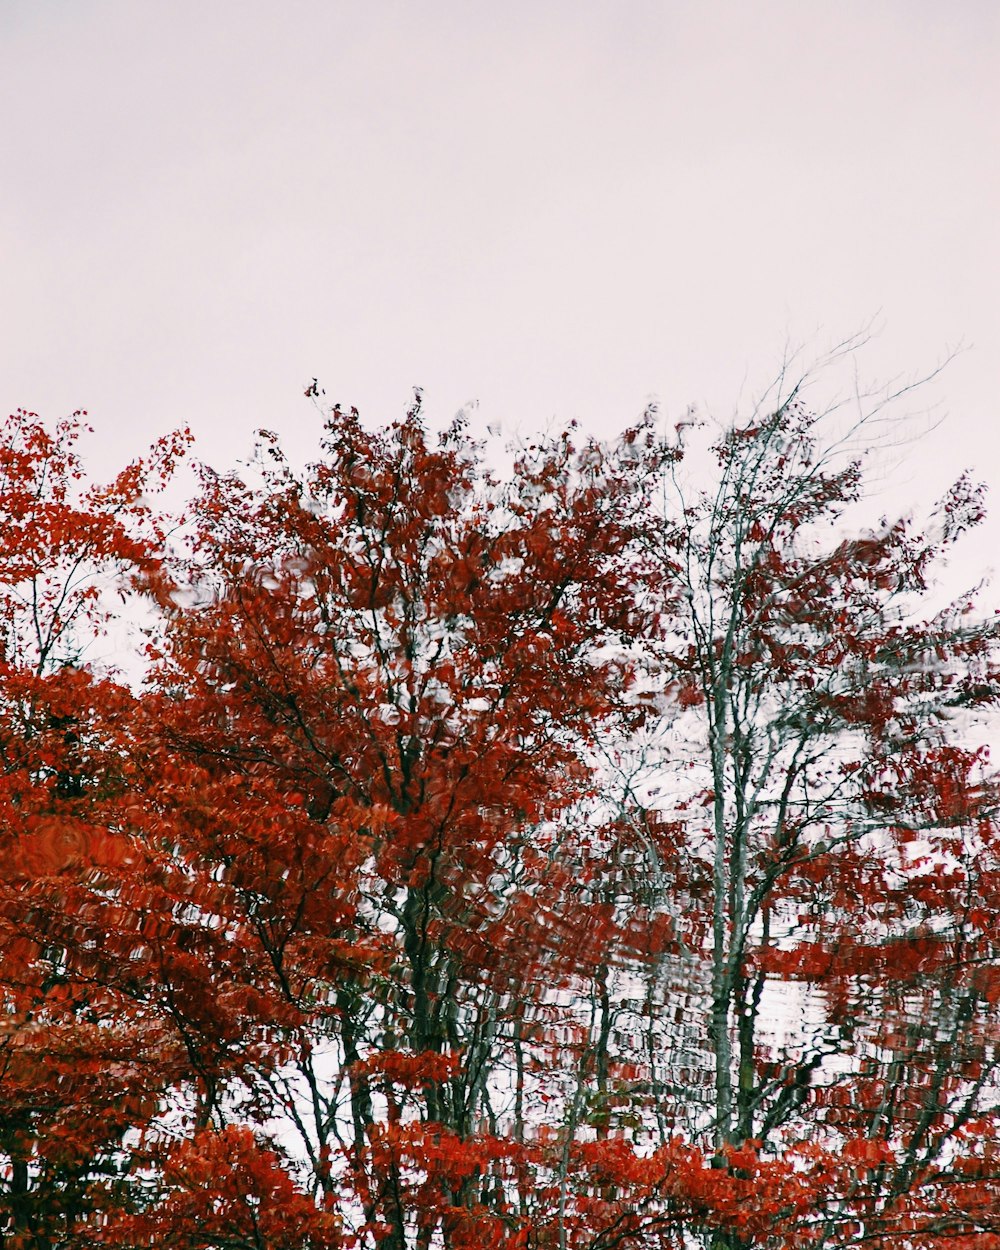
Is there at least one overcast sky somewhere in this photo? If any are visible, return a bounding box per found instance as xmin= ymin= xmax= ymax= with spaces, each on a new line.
xmin=2 ymin=0 xmax=997 ymax=567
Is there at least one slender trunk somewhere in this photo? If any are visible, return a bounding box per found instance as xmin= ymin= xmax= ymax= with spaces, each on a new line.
xmin=594 ymin=960 xmax=612 ymax=1141
xmin=709 ymin=691 xmax=733 ymax=1151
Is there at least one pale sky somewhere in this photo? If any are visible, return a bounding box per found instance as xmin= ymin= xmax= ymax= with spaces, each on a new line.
xmin=2 ymin=1 xmax=997 ymax=567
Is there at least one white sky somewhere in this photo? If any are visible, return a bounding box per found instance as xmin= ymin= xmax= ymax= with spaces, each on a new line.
xmin=2 ymin=0 xmax=998 ymax=571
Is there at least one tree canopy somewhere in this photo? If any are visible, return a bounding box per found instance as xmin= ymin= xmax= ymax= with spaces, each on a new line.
xmin=1 ymin=377 xmax=999 ymax=1250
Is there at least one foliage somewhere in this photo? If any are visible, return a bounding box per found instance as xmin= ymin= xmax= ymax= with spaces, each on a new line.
xmin=1 ymin=380 xmax=999 ymax=1250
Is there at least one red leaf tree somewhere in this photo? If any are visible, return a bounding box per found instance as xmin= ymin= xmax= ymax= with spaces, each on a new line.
xmin=127 ymin=395 xmax=670 ymax=1248
xmin=3 ymin=368 xmax=1000 ymax=1250
xmin=0 ymin=410 xmax=192 ymax=1246
xmin=601 ymin=380 xmax=1000 ymax=1250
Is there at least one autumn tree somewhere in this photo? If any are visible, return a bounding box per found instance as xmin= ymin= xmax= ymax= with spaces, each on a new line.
xmin=122 ymin=394 xmax=670 ymax=1249
xmin=589 ymin=363 xmax=1000 ymax=1250
xmin=3 ymin=363 xmax=1000 ymax=1250
xmin=0 ymin=410 xmax=191 ymax=1247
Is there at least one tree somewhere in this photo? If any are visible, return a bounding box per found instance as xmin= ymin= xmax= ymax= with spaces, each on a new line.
xmin=2 ymin=369 xmax=1000 ymax=1250
xmin=0 ymin=410 xmax=191 ymax=1246
xmin=127 ymin=396 xmax=669 ymax=1249
xmin=613 ymin=375 xmax=1000 ymax=1249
